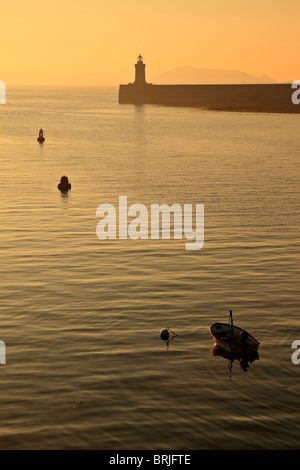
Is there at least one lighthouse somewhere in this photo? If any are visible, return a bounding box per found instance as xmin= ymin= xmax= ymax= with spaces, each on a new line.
xmin=134 ymin=54 xmax=146 ymax=85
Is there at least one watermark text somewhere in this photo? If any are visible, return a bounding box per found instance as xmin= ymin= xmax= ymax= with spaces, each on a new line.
xmin=96 ymin=196 xmax=204 ymax=251
xmin=0 ymin=81 xmax=6 ymax=104
xmin=291 ymin=340 xmax=300 ymax=364
xmin=0 ymin=340 xmax=6 ymax=364
xmin=291 ymin=80 xmax=300 ymax=105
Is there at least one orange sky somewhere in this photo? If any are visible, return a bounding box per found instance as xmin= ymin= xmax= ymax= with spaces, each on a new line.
xmin=0 ymin=0 xmax=299 ymax=85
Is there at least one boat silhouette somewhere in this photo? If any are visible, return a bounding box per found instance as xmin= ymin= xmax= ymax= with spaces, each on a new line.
xmin=210 ymin=310 xmax=259 ymax=354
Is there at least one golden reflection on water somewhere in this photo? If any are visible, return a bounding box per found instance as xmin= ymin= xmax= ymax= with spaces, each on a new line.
xmin=0 ymin=87 xmax=299 ymax=449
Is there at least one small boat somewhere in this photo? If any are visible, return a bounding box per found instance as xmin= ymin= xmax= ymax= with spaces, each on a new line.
xmin=58 ymin=175 xmax=71 ymax=191
xmin=37 ymin=128 xmax=45 ymax=143
xmin=210 ymin=311 xmax=259 ymax=354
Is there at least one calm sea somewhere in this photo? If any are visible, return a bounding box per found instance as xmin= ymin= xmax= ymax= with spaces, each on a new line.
xmin=0 ymin=87 xmax=299 ymax=450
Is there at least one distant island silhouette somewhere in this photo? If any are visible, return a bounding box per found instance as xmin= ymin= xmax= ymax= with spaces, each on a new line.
xmin=151 ymin=67 xmax=277 ymax=85
xmin=119 ymin=56 xmax=299 ymax=113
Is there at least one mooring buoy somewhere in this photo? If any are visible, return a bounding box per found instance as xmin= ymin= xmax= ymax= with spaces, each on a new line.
xmin=160 ymin=329 xmax=170 ymax=341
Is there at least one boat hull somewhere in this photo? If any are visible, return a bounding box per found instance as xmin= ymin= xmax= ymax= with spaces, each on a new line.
xmin=210 ymin=322 xmax=259 ymax=354
xmin=211 ymin=343 xmax=259 ymax=361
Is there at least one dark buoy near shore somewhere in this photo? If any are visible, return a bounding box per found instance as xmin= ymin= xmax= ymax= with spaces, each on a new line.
xmin=58 ymin=175 xmax=71 ymax=192
xmin=37 ymin=128 xmax=45 ymax=143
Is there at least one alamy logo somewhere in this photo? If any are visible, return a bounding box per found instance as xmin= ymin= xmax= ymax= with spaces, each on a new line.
xmin=96 ymin=196 xmax=204 ymax=250
xmin=291 ymin=340 xmax=300 ymax=364
xmin=0 ymin=81 xmax=6 ymax=104
xmin=291 ymin=80 xmax=300 ymax=105
xmin=0 ymin=340 xmax=6 ymax=364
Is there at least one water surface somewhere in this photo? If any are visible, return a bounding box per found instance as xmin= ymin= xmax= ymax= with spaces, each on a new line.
xmin=0 ymin=87 xmax=299 ymax=449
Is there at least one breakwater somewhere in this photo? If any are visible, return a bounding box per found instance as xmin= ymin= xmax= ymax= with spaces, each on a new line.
xmin=119 ymin=83 xmax=299 ymax=113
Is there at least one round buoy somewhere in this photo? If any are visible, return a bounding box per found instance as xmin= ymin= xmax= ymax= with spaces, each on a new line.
xmin=160 ymin=329 xmax=170 ymax=341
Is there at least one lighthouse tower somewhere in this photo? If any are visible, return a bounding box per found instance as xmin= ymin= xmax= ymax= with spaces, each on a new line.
xmin=134 ymin=54 xmax=146 ymax=85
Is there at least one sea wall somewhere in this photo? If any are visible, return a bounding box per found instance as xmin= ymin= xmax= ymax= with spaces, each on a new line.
xmin=119 ymin=83 xmax=299 ymax=113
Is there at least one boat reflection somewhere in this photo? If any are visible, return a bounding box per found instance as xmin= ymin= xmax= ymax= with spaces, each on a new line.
xmin=210 ymin=343 xmax=259 ymax=376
